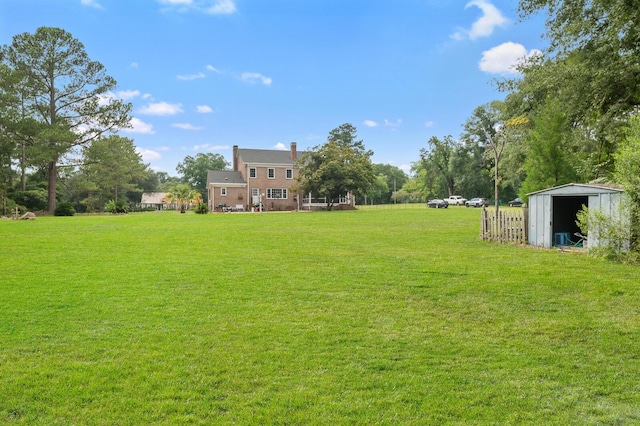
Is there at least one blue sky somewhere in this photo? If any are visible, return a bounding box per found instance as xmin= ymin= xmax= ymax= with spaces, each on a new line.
xmin=0 ymin=0 xmax=546 ymax=175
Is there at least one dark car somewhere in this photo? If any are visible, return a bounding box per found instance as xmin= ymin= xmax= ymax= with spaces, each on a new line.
xmin=427 ymin=199 xmax=448 ymax=209
xmin=508 ymin=197 xmax=524 ymax=207
xmin=465 ymin=197 xmax=488 ymax=208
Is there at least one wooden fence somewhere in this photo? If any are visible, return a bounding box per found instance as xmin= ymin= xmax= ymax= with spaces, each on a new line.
xmin=481 ymin=207 xmax=528 ymax=244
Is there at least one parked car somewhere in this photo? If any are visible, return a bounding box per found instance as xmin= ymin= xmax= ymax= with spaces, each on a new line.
xmin=508 ymin=197 xmax=524 ymax=207
xmin=465 ymin=197 xmax=488 ymax=208
xmin=444 ymin=195 xmax=467 ymax=206
xmin=427 ymin=199 xmax=449 ymax=209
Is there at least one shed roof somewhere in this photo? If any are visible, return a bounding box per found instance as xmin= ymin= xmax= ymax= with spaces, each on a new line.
xmin=527 ymin=183 xmax=624 ymax=197
xmin=207 ymin=170 xmax=246 ymax=184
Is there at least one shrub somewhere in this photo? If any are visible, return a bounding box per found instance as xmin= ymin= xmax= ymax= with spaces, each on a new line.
xmin=577 ymin=204 xmax=631 ymax=261
xmin=194 ymin=203 xmax=209 ymax=214
xmin=10 ymin=189 xmax=48 ymax=211
xmin=105 ymin=200 xmax=129 ymax=214
xmin=54 ymin=202 xmax=76 ymax=216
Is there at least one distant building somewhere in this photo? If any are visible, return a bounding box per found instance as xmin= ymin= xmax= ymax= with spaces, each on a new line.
xmin=206 ymin=142 xmax=355 ymax=212
xmin=140 ymin=192 xmax=170 ymax=210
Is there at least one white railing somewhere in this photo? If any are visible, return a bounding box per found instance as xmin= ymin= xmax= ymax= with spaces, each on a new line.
xmin=302 ymin=196 xmax=351 ymax=206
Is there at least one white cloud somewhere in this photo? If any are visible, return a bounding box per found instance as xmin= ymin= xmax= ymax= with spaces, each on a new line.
xmin=138 ymin=102 xmax=183 ymax=115
xmin=81 ymin=0 xmax=103 ymax=9
xmin=363 ymin=120 xmax=378 ymax=127
xmin=130 ymin=62 xmax=139 ymax=68
xmin=192 ymin=143 xmax=228 ymax=151
xmin=451 ymin=0 xmax=508 ymax=41
xmin=173 ymin=123 xmax=204 ymax=130
xmin=158 ymin=0 xmax=237 ymax=15
xmin=384 ymin=119 xmax=402 ymax=127
xmin=273 ymin=142 xmax=287 ymax=150
xmin=117 ymin=90 xmax=141 ymax=100
xmin=98 ymin=90 xmax=140 ymax=106
xmin=241 ymin=72 xmax=272 ymax=86
xmin=136 ymin=147 xmax=162 ymax=161
xmin=196 ymin=105 xmax=213 ymax=113
xmin=97 ymin=90 xmax=141 ymax=106
xmin=206 ymin=64 xmax=222 ymax=73
xmin=205 ymin=0 xmax=236 ymax=15
xmin=123 ymin=117 xmax=156 ymax=134
xmin=177 ymin=72 xmax=206 ymax=81
xmin=425 ymin=121 xmax=435 ymax=128
xmin=479 ymin=42 xmax=541 ymax=74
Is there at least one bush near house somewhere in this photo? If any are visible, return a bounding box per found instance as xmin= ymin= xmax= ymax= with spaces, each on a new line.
xmin=53 ymin=202 xmax=75 ymax=216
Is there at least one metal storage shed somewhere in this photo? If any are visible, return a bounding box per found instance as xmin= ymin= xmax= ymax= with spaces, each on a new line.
xmin=527 ymin=183 xmax=625 ymax=249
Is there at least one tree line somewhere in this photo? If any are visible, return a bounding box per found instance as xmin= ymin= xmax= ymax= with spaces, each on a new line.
xmin=1 ymin=0 xmax=639 ymax=254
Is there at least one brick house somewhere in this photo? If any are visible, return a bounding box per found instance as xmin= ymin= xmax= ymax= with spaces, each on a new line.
xmin=207 ymin=143 xmax=303 ymax=212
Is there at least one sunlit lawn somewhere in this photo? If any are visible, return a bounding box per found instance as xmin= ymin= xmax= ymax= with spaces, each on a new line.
xmin=1 ymin=207 xmax=639 ymax=424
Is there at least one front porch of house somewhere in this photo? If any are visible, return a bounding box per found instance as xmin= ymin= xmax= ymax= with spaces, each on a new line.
xmin=302 ymin=194 xmax=355 ymax=210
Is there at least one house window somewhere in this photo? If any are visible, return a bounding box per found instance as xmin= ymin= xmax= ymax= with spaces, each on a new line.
xmin=221 ymin=187 xmax=227 ymax=196
xmin=286 ymin=169 xmax=293 ymax=179
xmin=267 ymin=188 xmax=287 ymax=199
xmin=249 ymin=167 xmax=256 ymax=178
xmin=268 ymin=168 xmax=275 ymax=179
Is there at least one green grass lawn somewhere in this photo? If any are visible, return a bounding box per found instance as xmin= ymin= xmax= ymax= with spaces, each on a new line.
xmin=1 ymin=208 xmax=639 ymax=424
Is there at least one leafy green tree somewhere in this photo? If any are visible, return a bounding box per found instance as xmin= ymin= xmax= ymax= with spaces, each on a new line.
xmin=464 ymin=102 xmax=505 ymax=212
xmin=1 ymin=27 xmax=131 ymax=214
xmin=153 ymin=172 xmax=182 ymax=192
xmin=520 ymin=99 xmax=578 ymax=195
xmin=402 ymin=164 xmax=432 ymax=202
xmin=508 ymin=0 xmax=640 ymax=181
xmin=0 ymin=63 xmax=20 ymax=214
xmin=176 ymin=153 xmax=229 ymax=202
xmin=463 ymin=102 xmax=529 ymax=212
xmin=372 ymin=164 xmax=408 ymax=204
xmin=364 ymin=174 xmax=389 ymax=205
xmin=419 ymin=135 xmax=458 ymax=197
xmin=79 ymin=136 xmax=150 ymax=210
xmin=0 ymin=133 xmax=15 ymax=215
xmin=296 ymin=123 xmax=374 ymax=211
xmin=614 ymin=116 xmax=640 ymax=252
xmin=454 ymin=136 xmax=493 ymax=200
xmin=518 ymin=0 xmax=640 ymax=63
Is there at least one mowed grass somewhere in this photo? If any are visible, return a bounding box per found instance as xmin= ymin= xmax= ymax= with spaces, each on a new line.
xmin=1 ymin=208 xmax=639 ymax=425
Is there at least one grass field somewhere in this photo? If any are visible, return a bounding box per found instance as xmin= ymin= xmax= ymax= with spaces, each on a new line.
xmin=1 ymin=208 xmax=639 ymax=424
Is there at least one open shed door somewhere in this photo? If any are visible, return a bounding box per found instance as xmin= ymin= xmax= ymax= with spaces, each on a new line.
xmin=551 ymin=196 xmax=588 ymax=245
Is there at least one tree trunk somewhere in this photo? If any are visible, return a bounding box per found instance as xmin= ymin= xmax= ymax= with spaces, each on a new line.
xmin=21 ymin=145 xmax=26 ymax=191
xmin=494 ymin=153 xmax=500 ymax=216
xmin=47 ymin=160 xmax=57 ymax=214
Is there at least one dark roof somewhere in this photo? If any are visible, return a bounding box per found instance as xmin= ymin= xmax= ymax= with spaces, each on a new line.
xmin=207 ymin=170 xmax=246 ymax=184
xmin=237 ymin=148 xmax=306 ymax=165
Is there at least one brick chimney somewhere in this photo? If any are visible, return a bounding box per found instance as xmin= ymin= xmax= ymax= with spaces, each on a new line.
xmin=233 ymin=145 xmax=238 ymax=171
xmin=290 ymin=142 xmax=297 ymax=161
